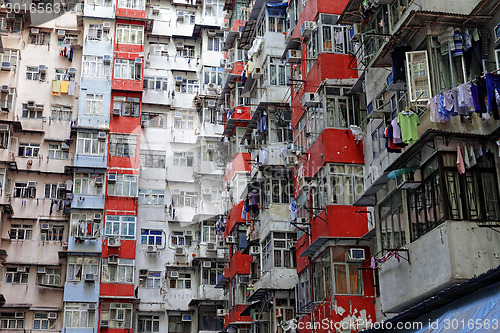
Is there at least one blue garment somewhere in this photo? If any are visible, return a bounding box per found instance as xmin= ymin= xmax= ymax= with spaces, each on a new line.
xmin=485 ymin=73 xmax=500 ymax=120
xmin=438 ymin=93 xmax=451 ymax=122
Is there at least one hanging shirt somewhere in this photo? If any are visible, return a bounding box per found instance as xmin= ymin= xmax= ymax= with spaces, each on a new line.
xmin=457 ymin=144 xmax=465 ymax=174
xmin=428 ymin=95 xmax=440 ymax=122
xmin=391 ymin=117 xmax=402 ymax=143
xmin=457 ymin=82 xmax=474 ymax=108
xmin=398 ymin=112 xmax=420 ymax=144
xmin=452 ymin=88 xmax=468 ymax=116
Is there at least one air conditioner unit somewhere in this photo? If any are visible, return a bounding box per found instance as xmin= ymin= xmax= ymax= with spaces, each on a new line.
xmin=147 ymin=245 xmax=158 ymax=253
xmin=202 ymin=261 xmax=212 ymax=268
xmin=252 ymin=67 xmax=262 ymax=79
xmin=15 ymin=313 xmax=24 ymax=319
xmin=108 ymin=238 xmax=121 ymax=248
xmin=135 ymin=58 xmax=142 ymax=64
xmin=301 ymin=21 xmax=316 ymax=37
xmin=94 ymin=213 xmax=102 ymax=220
xmin=184 ymin=230 xmax=193 ymax=236
xmin=287 ymin=49 xmax=301 ymax=63
xmin=103 ymin=55 xmax=111 ymax=64
xmin=302 ymin=93 xmax=320 ymax=107
xmin=28 ymin=181 xmax=36 ymax=187
xmin=170 ymin=271 xmax=179 ymax=279
xmin=98 ymin=132 xmax=107 ymax=140
xmin=249 ymin=246 xmax=260 ymax=256
xmin=95 ymin=176 xmax=103 ymax=186
xmin=61 ymin=142 xmax=69 ymax=149
xmin=84 ymin=273 xmax=95 ymax=282
xmin=68 ymin=67 xmax=76 ymax=75
xmin=176 ymin=42 xmax=184 ymax=50
xmin=48 ymin=313 xmax=57 ymax=319
xmin=58 ymin=30 xmax=66 ymax=36
xmin=1 ymin=85 xmax=8 ymax=93
xmin=207 ymin=29 xmax=216 ymax=37
xmin=206 ymin=242 xmax=216 ymax=251
xmin=182 ymin=314 xmax=192 ymax=322
xmin=88 ymin=303 xmax=97 ymax=310
xmin=217 ymin=309 xmax=226 ymax=316
xmin=31 ymin=28 xmax=40 ymax=34
xmin=103 ymin=22 xmax=111 ymax=30
xmin=176 ymin=76 xmax=183 ymax=84
xmin=101 ymin=320 xmax=109 ymax=328
xmin=38 ymin=65 xmax=47 ymax=72
xmin=347 ymin=248 xmax=366 ymax=262
xmin=207 ymin=100 xmax=216 ymax=107
xmin=37 ymin=266 xmax=47 ymax=274
xmin=1 ymin=62 xmax=11 ymax=71
xmin=238 ymin=275 xmax=250 ymax=284
xmin=0 ymin=124 xmax=9 ymax=131
xmin=113 ymin=106 xmax=121 ymax=115
xmin=225 ymin=236 xmax=235 ymax=244
xmin=207 ymin=83 xmax=217 ymax=91
xmin=202 ymin=187 xmax=211 ymax=195
xmin=41 ymin=223 xmax=49 ymax=230
xmin=349 ymin=23 xmax=362 ymax=42
xmin=175 ymin=247 xmax=186 ymax=256
xmin=152 ymin=5 xmax=160 ymax=13
xmin=108 ymin=174 xmax=116 ymax=183
xmin=177 ymin=11 xmax=185 ymax=20
xmin=17 ymin=265 xmax=26 ymax=272
xmin=108 ymin=255 xmax=119 ymax=264
xmin=205 ymin=0 xmax=213 ymax=7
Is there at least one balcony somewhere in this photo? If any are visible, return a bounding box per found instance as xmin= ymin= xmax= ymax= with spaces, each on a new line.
xmin=112 ymin=78 xmax=143 ymax=92
xmin=115 ymin=6 xmax=146 ymax=20
xmin=222 ymin=106 xmax=251 ymax=136
xmin=71 ymin=194 xmax=105 ymax=210
xmin=379 ymin=220 xmax=500 ymax=313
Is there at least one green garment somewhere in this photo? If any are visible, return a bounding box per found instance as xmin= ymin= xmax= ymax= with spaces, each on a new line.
xmin=398 ymin=112 xmax=420 ymax=144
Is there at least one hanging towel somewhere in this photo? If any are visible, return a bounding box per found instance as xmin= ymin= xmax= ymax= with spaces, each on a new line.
xmin=60 ymin=80 xmax=69 ymax=94
xmin=463 ymin=143 xmax=470 ymax=168
xmin=52 ymin=80 xmax=61 ymax=96
xmin=468 ymin=146 xmax=477 ymax=167
xmin=457 ymin=144 xmax=465 ymax=174
xmin=68 ymin=81 xmax=76 ymax=95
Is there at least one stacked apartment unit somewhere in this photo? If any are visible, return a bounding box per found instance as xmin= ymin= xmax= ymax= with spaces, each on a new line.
xmin=0 ymin=0 xmax=228 ymax=331
xmin=337 ymin=0 xmax=500 ymax=330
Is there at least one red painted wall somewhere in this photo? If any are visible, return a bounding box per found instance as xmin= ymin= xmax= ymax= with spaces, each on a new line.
xmin=225 ymin=200 xmax=245 ymax=237
xmin=311 ymin=206 xmax=368 ymax=242
xmin=291 ymin=0 xmax=350 ymax=39
xmin=105 ymin=197 xmax=138 ymax=212
xmin=226 ymin=251 xmax=251 ymax=280
xmin=296 ymin=234 xmax=310 ymax=274
xmin=100 ymin=283 xmax=135 ymax=297
xmin=115 ymin=7 xmax=146 ymax=19
xmin=305 ymin=53 xmax=357 ymax=83
xmin=224 ymin=152 xmax=251 ymax=183
xmin=224 ymin=304 xmax=252 ymax=327
xmin=102 ymin=239 xmax=137 ymax=259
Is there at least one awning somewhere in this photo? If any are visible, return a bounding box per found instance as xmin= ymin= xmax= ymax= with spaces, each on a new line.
xmin=299 ymin=237 xmax=370 ymax=258
xmin=240 ymin=300 xmax=263 ymax=316
xmin=188 ymin=298 xmax=225 ymax=307
xmin=353 ymin=171 xmax=390 ymax=207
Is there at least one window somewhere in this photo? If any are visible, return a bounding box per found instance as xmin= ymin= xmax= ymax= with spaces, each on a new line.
xmin=406 ymin=50 xmax=432 ymax=101
xmin=14 ymin=182 xmax=36 ymax=198
xmin=9 ymin=224 xmax=33 ymax=240
xmin=118 ymin=0 xmax=144 ymax=10
xmin=201 ymin=262 xmax=224 ymax=285
xmin=326 ymin=96 xmax=356 ymax=129
xmin=33 ymin=313 xmax=56 ymax=330
xmin=230 ymin=278 xmax=248 ymax=306
xmin=87 ymin=0 xmax=112 ymax=6
xmin=70 ymin=213 xmax=101 ymax=238
xmin=37 ymin=267 xmax=61 ymax=286
xmin=138 ymin=189 xmax=165 ymax=205
xmin=64 ymin=303 xmax=96 ymax=328
xmin=26 ymin=66 xmax=45 ymax=81
xmin=109 ymin=134 xmax=138 ymax=157
xmin=172 ymin=190 xmax=197 ymax=207
xmin=202 ymin=144 xmax=217 ymax=162
xmin=41 ymin=225 xmax=64 ymax=241
xmin=18 ymin=143 xmax=40 ymax=157
xmin=330 ymin=164 xmax=364 ymax=205
xmin=178 ymin=12 xmax=195 ymax=24
xmin=201 ymin=222 xmax=216 ymax=243
xmin=199 ymin=308 xmax=223 ymax=331
xmin=107 ymin=174 xmax=138 ymax=197
xmin=76 ymin=132 xmax=106 ymax=155
xmin=149 ymin=43 xmax=168 ymax=56
xmin=296 ymin=270 xmax=311 ymax=313
xmin=22 ymin=103 xmax=43 ymax=119
xmin=0 ymin=49 xmax=19 ymax=69
xmin=261 ymin=171 xmax=293 ymax=206
xmin=268 ymin=14 xmax=286 ymax=33
xmin=5 ymin=267 xmax=29 ymax=284
xmin=313 ymin=248 xmax=363 ymax=301
xmin=176 ymin=45 xmax=195 ymax=58
xmin=261 ymin=232 xmax=297 ymax=270
xmin=113 ymin=96 xmax=140 ymax=117
xmin=169 ymin=273 xmax=191 ymax=289
xmin=54 ymin=68 xmax=67 ymax=81
xmin=100 ymin=303 xmax=132 ymax=329
xmin=168 ymin=315 xmax=191 ymax=333
xmin=180 ymin=79 xmax=199 ymax=93
xmin=0 ymin=87 xmax=15 ymax=113
xmin=143 ymin=76 xmax=168 ymax=90
xmin=141 ymin=113 xmax=167 ymax=128
xmin=48 ymin=144 xmax=70 ymax=160
xmin=45 ymin=183 xmax=66 ymax=199
xmin=170 ymin=231 xmax=192 ymax=246
xmin=173 ymin=152 xmax=193 ymax=167
xmin=0 ymin=312 xmax=24 ymax=329
xmin=140 ymin=150 xmax=165 ymax=168
xmin=51 ymin=106 xmax=72 ymax=121
xmin=379 ymin=192 xmax=406 ymax=251
xmin=205 ymin=0 xmax=224 ymax=17
xmin=203 ymin=66 xmax=224 ymax=84
xmin=173 ymin=113 xmax=194 ymax=129
xmin=83 ymin=56 xmax=109 ymax=78
xmin=139 ymin=272 xmax=161 ymax=288
xmin=114 ymin=59 xmax=142 ymax=80
xmin=138 ymin=315 xmax=160 ymax=332
xmin=306 ymin=29 xmax=319 ymax=71
xmin=105 ymin=215 xmax=136 ymax=239
xmin=88 ymin=24 xmax=104 ymax=40
xmin=74 ymin=173 xmax=104 ymax=195
xmin=207 ymin=38 xmax=222 ymax=52
xmin=321 ymin=24 xmax=349 ymax=54
xmin=116 ymin=24 xmax=144 ymax=45
xmin=29 ymin=32 xmax=50 ymax=45
xmin=371 ymin=122 xmax=385 ymax=160
xmin=294 ymin=115 xmax=307 ymax=153
xmin=67 ymin=257 xmax=99 ymax=282
xmin=102 ymin=258 xmax=134 ymax=283
xmin=140 ymin=229 xmax=163 ymax=246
